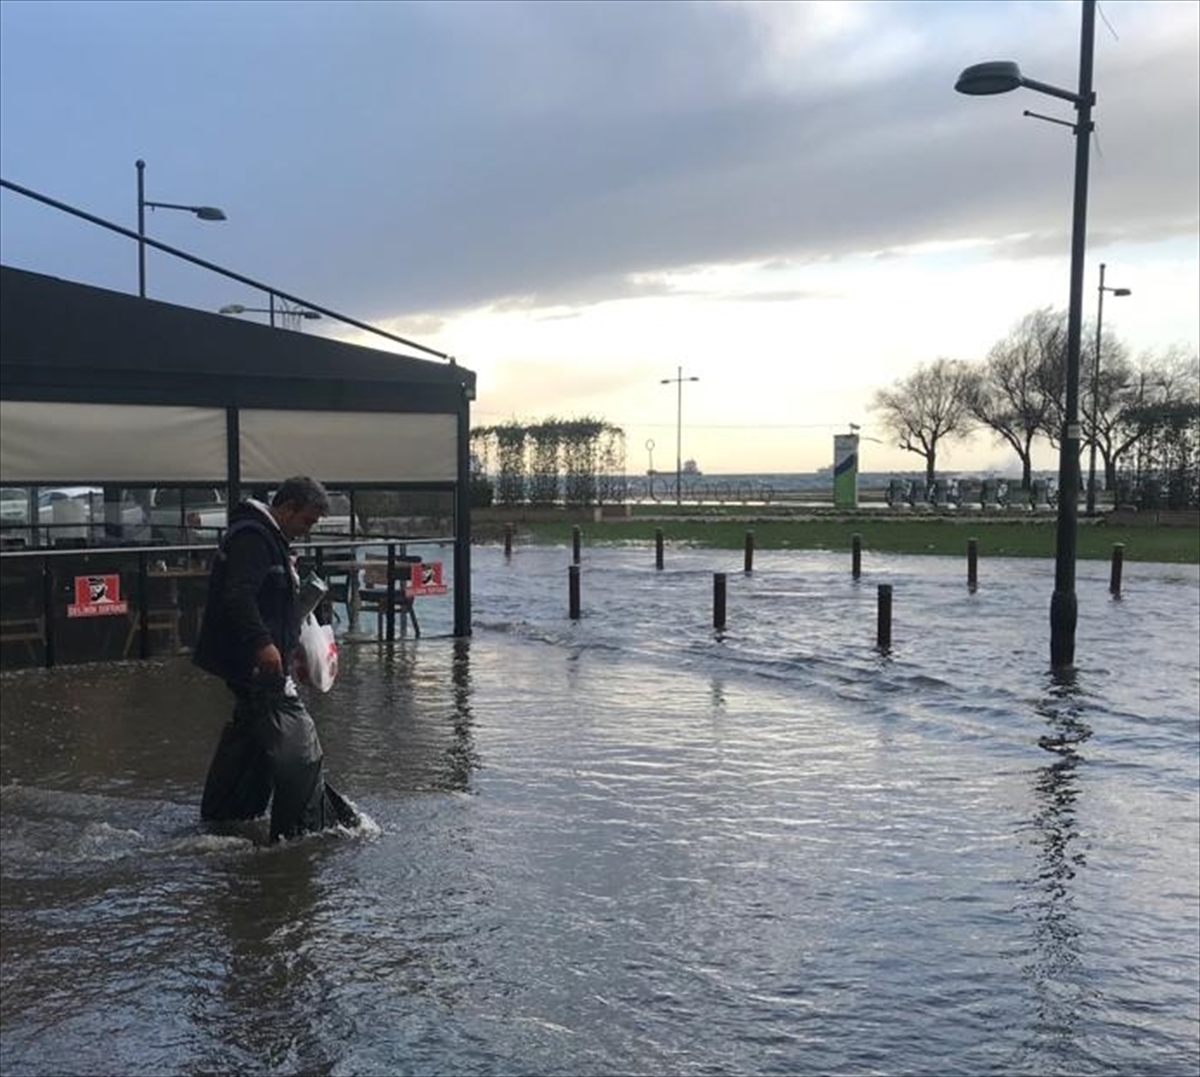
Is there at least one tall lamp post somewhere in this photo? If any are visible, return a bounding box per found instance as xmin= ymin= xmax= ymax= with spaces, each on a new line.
xmin=219 ymin=301 xmax=322 ymax=331
xmin=136 ymin=158 xmax=226 ymax=298
xmin=1086 ymin=263 xmax=1131 ymax=516
xmin=955 ymin=0 xmax=1096 ymax=670
xmin=661 ymin=366 xmax=698 ymax=505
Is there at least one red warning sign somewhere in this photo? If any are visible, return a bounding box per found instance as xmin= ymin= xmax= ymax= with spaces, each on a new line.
xmin=67 ymin=574 xmax=129 ymax=618
xmin=408 ymin=561 xmax=447 ymax=596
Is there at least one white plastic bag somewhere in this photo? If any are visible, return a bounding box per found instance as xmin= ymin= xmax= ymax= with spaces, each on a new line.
xmin=295 ymin=613 xmax=338 ymax=692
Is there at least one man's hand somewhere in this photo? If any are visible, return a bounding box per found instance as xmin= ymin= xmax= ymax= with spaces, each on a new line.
xmin=254 ymin=642 xmax=283 ymax=676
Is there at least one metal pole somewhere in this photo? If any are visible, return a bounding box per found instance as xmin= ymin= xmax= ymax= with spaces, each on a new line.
xmin=568 ymin=564 xmax=581 ymax=620
xmin=660 ymin=365 xmax=697 ymax=507
xmin=675 ymin=365 xmax=683 ymax=505
xmin=1087 ymin=263 xmax=1106 ymax=516
xmin=136 ymin=159 xmax=146 ymax=298
xmin=454 ymin=383 xmax=473 ymax=636
xmin=4 ymin=176 xmax=451 ymax=359
xmin=1049 ymin=0 xmax=1096 ymax=670
xmin=876 ymin=584 xmax=893 ymax=652
xmin=269 ymin=292 xmax=276 ymax=328
xmin=1109 ymin=542 xmax=1124 ymax=597
xmin=386 ymin=543 xmax=397 ymax=643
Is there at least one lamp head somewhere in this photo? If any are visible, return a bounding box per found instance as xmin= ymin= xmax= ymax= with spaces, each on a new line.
xmin=194 ymin=206 xmax=226 ymax=221
xmin=955 ymin=61 xmax=1023 ymax=95
xmin=1113 ymin=288 xmax=1131 ymax=297
xmin=218 ymin=304 xmax=246 ymax=314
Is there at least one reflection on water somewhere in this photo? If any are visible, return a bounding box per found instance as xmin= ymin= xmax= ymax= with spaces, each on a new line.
xmin=1016 ymin=671 xmax=1094 ymax=1071
xmin=201 ymin=846 xmax=341 ymax=1074
xmin=1 ymin=549 xmax=1197 ymax=1077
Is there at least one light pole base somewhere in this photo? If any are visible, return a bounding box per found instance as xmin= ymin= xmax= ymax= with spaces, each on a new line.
xmin=1049 ymin=588 xmax=1078 ymax=669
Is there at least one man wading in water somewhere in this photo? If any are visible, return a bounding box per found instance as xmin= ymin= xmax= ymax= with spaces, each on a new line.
xmin=193 ymin=475 xmax=359 ymax=841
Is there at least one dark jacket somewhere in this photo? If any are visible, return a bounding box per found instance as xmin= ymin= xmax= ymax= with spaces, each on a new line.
xmin=193 ymin=501 xmax=300 ymax=687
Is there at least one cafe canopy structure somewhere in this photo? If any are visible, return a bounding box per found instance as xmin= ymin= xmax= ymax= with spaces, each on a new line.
xmin=0 ymin=264 xmax=477 ymax=636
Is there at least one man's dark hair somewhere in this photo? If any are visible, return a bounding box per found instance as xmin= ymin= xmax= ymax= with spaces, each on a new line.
xmin=272 ymin=476 xmax=330 ymax=514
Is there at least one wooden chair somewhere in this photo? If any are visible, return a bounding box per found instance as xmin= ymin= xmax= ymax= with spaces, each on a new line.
xmin=359 ymin=561 xmax=419 ymax=638
xmin=323 ymin=578 xmax=348 ymax=624
xmin=123 ymin=606 xmax=182 ymax=658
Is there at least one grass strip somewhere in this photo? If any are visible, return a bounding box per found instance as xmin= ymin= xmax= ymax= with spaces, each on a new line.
xmin=494 ymin=517 xmax=1199 ymax=563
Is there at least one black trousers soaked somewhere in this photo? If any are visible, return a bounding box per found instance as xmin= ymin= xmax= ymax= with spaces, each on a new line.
xmin=200 ymin=678 xmax=359 ymax=842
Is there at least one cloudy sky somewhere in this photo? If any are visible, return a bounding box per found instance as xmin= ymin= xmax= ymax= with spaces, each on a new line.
xmin=1 ymin=0 xmax=1196 ymax=475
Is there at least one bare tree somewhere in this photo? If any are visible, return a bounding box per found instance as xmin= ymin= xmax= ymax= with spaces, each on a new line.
xmin=1082 ymin=326 xmax=1134 ymax=483
xmin=872 ymin=358 xmax=975 ymax=484
xmin=968 ymin=307 xmax=1064 ymax=490
xmin=1108 ymin=346 xmax=1200 ymax=491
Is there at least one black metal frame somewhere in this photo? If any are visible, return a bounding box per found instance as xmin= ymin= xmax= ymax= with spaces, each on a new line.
xmin=1 ymin=265 xmax=475 ymax=635
xmin=0 ymin=539 xmax=440 ymax=670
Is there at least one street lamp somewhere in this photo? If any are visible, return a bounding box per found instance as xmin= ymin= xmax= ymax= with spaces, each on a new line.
xmin=219 ymin=301 xmax=322 ymax=330
xmin=1086 ymin=263 xmax=1131 ymax=516
xmin=136 ymin=158 xmax=226 ymax=298
xmin=661 ymin=366 xmax=699 ymax=505
xmin=956 ymin=0 xmax=1096 ymax=669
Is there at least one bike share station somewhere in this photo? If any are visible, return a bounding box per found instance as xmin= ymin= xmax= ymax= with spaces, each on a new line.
xmin=0 ymin=266 xmax=476 ymax=671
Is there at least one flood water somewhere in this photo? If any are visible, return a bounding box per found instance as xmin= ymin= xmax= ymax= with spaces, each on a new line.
xmin=2 ymin=544 xmax=1198 ymax=1076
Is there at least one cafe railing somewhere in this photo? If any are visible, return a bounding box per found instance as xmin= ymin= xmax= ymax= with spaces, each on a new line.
xmin=0 ymin=538 xmax=448 ymax=671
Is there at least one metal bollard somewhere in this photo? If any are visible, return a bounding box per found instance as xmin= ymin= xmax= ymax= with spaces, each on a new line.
xmin=1110 ymin=543 xmax=1125 ymax=597
xmin=504 ymin=523 xmax=513 ymax=559
xmin=137 ymin=549 xmax=150 ymax=660
xmin=876 ymin=583 xmax=892 ymax=651
xmin=386 ymin=543 xmax=397 ymax=644
xmin=744 ymin=530 xmax=754 ymax=574
xmin=569 ymin=564 xmax=580 ymax=619
xmin=967 ymin=537 xmax=978 ymax=592
xmin=655 ymin=528 xmax=664 ymax=570
xmin=713 ymin=572 xmax=727 ymax=629
xmin=41 ymin=555 xmax=56 ymax=668
xmin=852 ymin=533 xmax=862 ymax=579
xmin=572 ymin=525 xmax=581 ymax=565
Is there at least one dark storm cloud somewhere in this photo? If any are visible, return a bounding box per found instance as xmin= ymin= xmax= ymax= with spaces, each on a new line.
xmin=1 ymin=0 xmax=1195 ymax=321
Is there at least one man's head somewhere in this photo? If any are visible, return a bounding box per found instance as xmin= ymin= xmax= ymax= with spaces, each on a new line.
xmin=270 ymin=476 xmax=330 ymax=540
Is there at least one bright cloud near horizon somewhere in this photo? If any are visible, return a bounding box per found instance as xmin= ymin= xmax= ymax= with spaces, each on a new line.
xmin=1 ymin=0 xmax=1196 ymax=476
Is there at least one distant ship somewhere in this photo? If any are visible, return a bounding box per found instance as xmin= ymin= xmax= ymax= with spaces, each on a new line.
xmin=647 ymin=459 xmax=702 ymax=477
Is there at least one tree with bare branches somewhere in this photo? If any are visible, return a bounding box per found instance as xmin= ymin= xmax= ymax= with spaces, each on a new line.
xmin=1082 ymin=325 xmax=1133 ymax=496
xmin=1107 ymin=346 xmax=1200 ymax=501
xmin=871 ymin=358 xmax=975 ymax=484
xmin=968 ymin=307 xmax=1064 ymax=490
